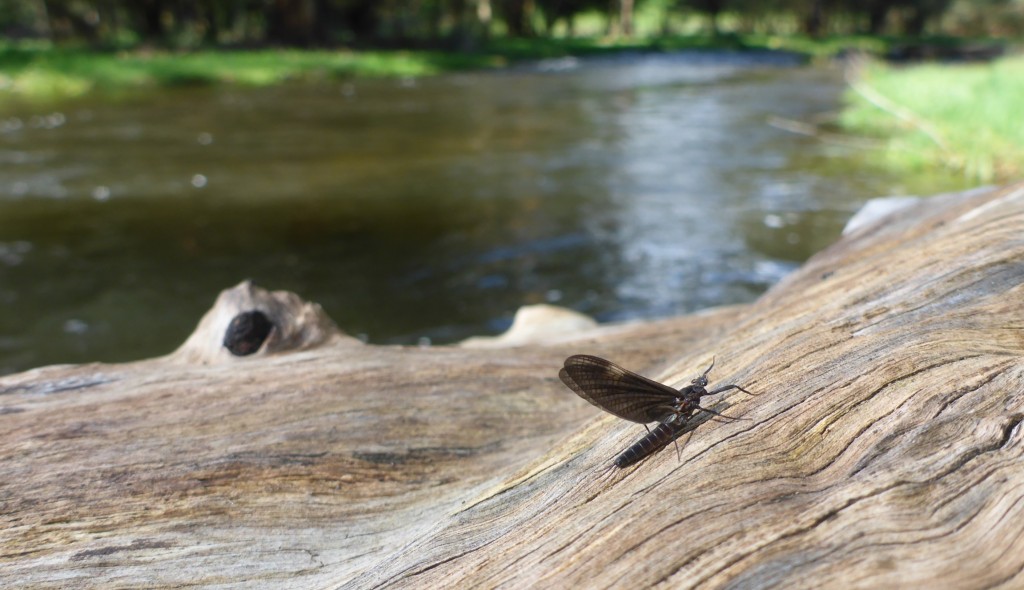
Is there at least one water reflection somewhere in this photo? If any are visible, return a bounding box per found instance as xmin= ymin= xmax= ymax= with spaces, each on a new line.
xmin=0 ymin=52 xmax=972 ymax=375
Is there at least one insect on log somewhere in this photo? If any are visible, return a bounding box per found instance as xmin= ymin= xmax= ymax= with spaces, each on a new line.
xmin=558 ymin=355 xmax=753 ymax=467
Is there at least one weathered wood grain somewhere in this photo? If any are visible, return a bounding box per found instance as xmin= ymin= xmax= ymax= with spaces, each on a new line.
xmin=2 ymin=182 xmax=1023 ymax=589
xmin=0 ymin=283 xmax=740 ymax=588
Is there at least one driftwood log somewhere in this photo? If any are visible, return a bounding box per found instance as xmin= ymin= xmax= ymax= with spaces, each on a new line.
xmin=2 ymin=182 xmax=1024 ymax=588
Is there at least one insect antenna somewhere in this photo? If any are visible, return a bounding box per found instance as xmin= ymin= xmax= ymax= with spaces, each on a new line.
xmin=701 ymin=356 xmax=716 ymax=379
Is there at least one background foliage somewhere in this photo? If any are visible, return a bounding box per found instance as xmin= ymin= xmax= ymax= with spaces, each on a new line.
xmin=1 ymin=0 xmax=1022 ymax=49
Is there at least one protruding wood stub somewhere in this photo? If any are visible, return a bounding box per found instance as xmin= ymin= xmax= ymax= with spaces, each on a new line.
xmin=170 ymin=280 xmax=350 ymax=364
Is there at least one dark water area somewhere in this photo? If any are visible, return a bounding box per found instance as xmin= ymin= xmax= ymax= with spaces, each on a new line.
xmin=0 ymin=51 xmax=971 ymax=375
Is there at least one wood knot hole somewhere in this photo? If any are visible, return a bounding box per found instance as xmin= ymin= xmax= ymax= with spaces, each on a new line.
xmin=223 ymin=310 xmax=274 ymax=356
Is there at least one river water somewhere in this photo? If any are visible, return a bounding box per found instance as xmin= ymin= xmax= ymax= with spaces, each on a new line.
xmin=0 ymin=51 xmax=970 ymax=374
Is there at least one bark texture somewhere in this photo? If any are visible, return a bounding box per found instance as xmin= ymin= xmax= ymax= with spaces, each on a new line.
xmin=2 ymin=182 xmax=1024 ymax=589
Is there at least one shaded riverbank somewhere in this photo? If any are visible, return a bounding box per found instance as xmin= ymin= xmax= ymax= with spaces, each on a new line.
xmin=1 ymin=33 xmax=1002 ymax=103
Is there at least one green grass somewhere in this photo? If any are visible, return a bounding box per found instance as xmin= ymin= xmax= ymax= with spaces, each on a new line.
xmin=840 ymin=55 xmax=1024 ymax=182
xmin=0 ymin=33 xmax=929 ymax=103
xmin=0 ymin=44 xmax=502 ymax=101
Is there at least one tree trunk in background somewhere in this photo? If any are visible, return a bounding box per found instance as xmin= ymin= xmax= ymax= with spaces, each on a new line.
xmin=500 ymin=0 xmax=534 ymax=37
xmin=619 ymin=0 xmax=634 ymax=37
xmin=344 ymin=2 xmax=380 ymax=42
xmin=429 ymin=0 xmax=443 ymax=40
xmin=905 ymin=6 xmax=928 ymax=35
xmin=475 ymin=0 xmax=492 ymax=40
xmin=450 ymin=0 xmax=468 ymax=46
xmin=30 ymin=0 xmax=52 ymax=38
xmin=689 ymin=0 xmax=726 ymax=37
xmin=266 ymin=0 xmax=316 ymax=46
xmin=199 ymin=0 xmax=219 ymax=44
xmin=93 ymin=0 xmax=117 ymax=42
xmin=133 ymin=0 xmax=167 ymax=43
xmin=172 ymin=0 xmax=200 ymax=43
xmin=867 ymin=1 xmax=889 ymax=34
xmin=312 ymin=0 xmax=337 ymax=45
xmin=802 ymin=0 xmax=825 ymax=36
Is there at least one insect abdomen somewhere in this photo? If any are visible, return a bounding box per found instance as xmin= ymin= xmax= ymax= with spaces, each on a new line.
xmin=614 ymin=422 xmax=679 ymax=468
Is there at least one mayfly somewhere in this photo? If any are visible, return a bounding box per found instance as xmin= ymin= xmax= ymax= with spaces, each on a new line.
xmin=559 ymin=355 xmax=753 ymax=468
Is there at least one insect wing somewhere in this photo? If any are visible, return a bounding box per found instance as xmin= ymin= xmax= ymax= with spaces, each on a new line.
xmin=560 ymin=355 xmax=679 ymax=424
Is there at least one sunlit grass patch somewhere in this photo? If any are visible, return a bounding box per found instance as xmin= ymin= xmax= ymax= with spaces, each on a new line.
xmin=0 ymin=45 xmax=500 ymax=102
xmin=0 ymin=68 xmax=93 ymax=98
xmin=841 ymin=55 xmax=1024 ymax=182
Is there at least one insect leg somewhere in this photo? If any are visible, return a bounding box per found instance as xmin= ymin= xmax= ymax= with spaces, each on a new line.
xmin=697 ymin=406 xmax=749 ymax=422
xmin=706 ymin=383 xmax=756 ymax=396
xmin=672 ymin=427 xmax=695 ymax=462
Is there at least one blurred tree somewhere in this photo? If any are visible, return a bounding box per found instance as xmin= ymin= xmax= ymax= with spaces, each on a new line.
xmin=135 ymin=0 xmax=169 ymax=43
xmin=683 ymin=0 xmax=730 ymax=35
xmin=798 ymin=0 xmax=835 ymax=36
xmin=943 ymin=0 xmax=1020 ymax=36
xmin=903 ymin=0 xmax=955 ymax=34
xmin=476 ymin=0 xmax=494 ymax=38
xmin=42 ymin=0 xmax=102 ymax=41
xmin=864 ymin=0 xmax=893 ymax=33
xmin=266 ymin=0 xmax=316 ymax=46
xmin=339 ymin=0 xmax=381 ymax=42
xmin=0 ymin=0 xmax=1012 ymax=46
xmin=618 ymin=0 xmax=635 ymax=37
xmin=540 ymin=0 xmax=604 ymax=37
xmin=496 ymin=0 xmax=536 ymax=37
xmin=0 ymin=0 xmax=48 ymax=37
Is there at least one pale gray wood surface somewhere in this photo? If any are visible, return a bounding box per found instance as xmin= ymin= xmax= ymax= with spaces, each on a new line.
xmin=2 ymin=182 xmax=1023 ymax=589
